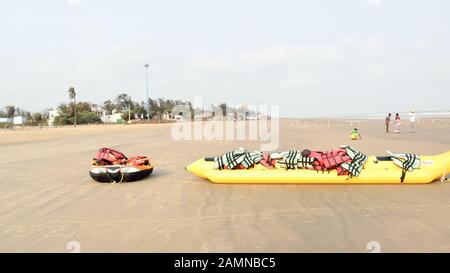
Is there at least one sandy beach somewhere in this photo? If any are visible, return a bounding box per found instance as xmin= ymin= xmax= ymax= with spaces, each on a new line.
xmin=1 ymin=118 xmax=450 ymax=253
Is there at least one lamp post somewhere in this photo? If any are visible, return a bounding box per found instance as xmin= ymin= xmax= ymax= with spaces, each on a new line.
xmin=144 ymin=64 xmax=150 ymax=121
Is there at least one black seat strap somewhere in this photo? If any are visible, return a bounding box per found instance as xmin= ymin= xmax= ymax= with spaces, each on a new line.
xmin=400 ymin=168 xmax=407 ymax=183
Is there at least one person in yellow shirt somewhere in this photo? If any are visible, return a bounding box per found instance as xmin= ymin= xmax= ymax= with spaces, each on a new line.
xmin=350 ymin=128 xmax=362 ymax=140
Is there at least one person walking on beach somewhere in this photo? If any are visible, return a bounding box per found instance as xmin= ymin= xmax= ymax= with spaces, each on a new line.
xmin=394 ymin=113 xmax=401 ymax=133
xmin=385 ymin=113 xmax=392 ymax=133
xmin=409 ymin=110 xmax=416 ymax=133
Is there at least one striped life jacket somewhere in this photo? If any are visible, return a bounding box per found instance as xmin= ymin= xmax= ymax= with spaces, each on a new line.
xmin=387 ymin=151 xmax=421 ymax=182
xmin=276 ymin=151 xmax=316 ymax=170
xmin=339 ymin=145 xmax=368 ymax=178
xmin=241 ymin=151 xmax=264 ymax=168
xmin=214 ymin=148 xmax=264 ymax=170
xmin=277 ymin=149 xmax=352 ymax=175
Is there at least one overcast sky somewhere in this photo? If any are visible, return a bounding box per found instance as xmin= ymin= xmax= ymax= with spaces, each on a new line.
xmin=0 ymin=0 xmax=449 ymax=117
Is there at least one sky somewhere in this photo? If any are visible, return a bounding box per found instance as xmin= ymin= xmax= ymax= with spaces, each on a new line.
xmin=0 ymin=0 xmax=449 ymax=117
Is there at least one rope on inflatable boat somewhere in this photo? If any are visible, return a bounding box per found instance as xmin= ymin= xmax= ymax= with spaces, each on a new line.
xmin=106 ymin=168 xmax=124 ymax=183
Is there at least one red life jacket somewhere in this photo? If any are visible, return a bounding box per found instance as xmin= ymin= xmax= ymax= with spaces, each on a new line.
xmin=95 ymin=148 xmax=149 ymax=167
xmin=306 ymin=149 xmax=352 ymax=175
xmin=259 ymin=153 xmax=276 ymax=169
xmin=306 ymin=151 xmax=324 ymax=170
xmin=127 ymin=156 xmax=149 ymax=166
xmin=322 ymin=149 xmax=350 ymax=169
xmin=95 ymin=148 xmax=128 ymax=165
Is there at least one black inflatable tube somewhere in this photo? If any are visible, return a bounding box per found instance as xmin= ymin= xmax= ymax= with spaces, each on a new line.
xmin=89 ymin=168 xmax=153 ymax=183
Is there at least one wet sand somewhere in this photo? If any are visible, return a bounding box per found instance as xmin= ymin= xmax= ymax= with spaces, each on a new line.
xmin=1 ymin=119 xmax=450 ymax=252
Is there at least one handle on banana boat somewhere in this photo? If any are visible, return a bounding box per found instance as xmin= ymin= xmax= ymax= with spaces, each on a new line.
xmin=375 ymin=156 xmax=392 ymax=161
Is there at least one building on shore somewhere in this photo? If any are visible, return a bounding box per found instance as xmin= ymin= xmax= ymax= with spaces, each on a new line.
xmin=101 ymin=110 xmax=124 ymax=124
xmin=48 ymin=110 xmax=60 ymax=126
xmin=0 ymin=117 xmax=11 ymax=123
xmin=163 ymin=112 xmax=184 ymax=121
xmin=0 ymin=116 xmax=26 ymax=126
xmin=13 ymin=116 xmax=25 ymax=125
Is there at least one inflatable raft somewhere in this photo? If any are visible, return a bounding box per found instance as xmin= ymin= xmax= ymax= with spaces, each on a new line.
xmin=186 ymin=151 xmax=450 ymax=184
xmin=90 ymin=164 xmax=153 ymax=183
xmin=89 ymin=147 xmax=154 ymax=183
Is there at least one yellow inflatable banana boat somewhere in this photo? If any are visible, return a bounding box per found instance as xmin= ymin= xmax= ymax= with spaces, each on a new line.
xmin=186 ymin=151 xmax=450 ymax=184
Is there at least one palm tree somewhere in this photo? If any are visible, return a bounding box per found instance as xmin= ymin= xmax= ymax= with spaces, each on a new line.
xmin=68 ymin=87 xmax=77 ymax=126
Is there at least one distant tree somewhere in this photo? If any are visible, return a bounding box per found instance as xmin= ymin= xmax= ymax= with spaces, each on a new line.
xmin=115 ymin=93 xmax=132 ymax=121
xmin=55 ymin=102 xmax=102 ymax=125
xmin=57 ymin=103 xmax=70 ymax=115
xmin=77 ymin=112 xmax=102 ymax=124
xmin=4 ymin=105 xmax=15 ymax=128
xmin=42 ymin=109 xmax=50 ymax=124
xmin=32 ymin=112 xmax=44 ymax=126
xmin=56 ymin=103 xmax=72 ymax=125
xmin=22 ymin=111 xmax=32 ymax=125
xmin=14 ymin=107 xmax=22 ymax=117
xmin=75 ymin=101 xmax=93 ymax=112
xmin=103 ymin=100 xmax=115 ymax=115
xmin=133 ymin=102 xmax=147 ymax=119
xmin=145 ymin=98 xmax=193 ymax=120
xmin=187 ymin=101 xmax=195 ymax=120
xmin=115 ymin=93 xmax=132 ymax=111
xmin=219 ymin=103 xmax=227 ymax=117
xmin=5 ymin=105 xmax=15 ymax=118
xmin=148 ymin=98 xmax=159 ymax=118
xmin=158 ymin=98 xmax=168 ymax=117
xmin=68 ymin=87 xmax=77 ymax=126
